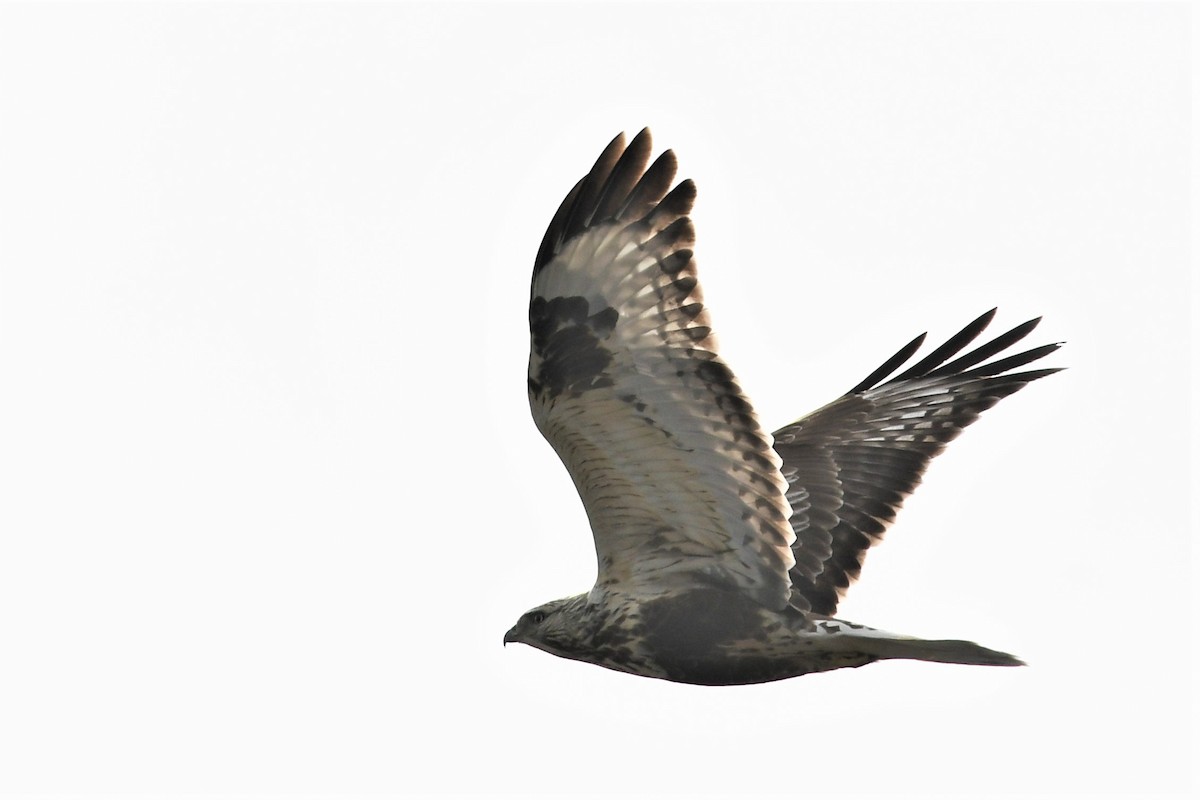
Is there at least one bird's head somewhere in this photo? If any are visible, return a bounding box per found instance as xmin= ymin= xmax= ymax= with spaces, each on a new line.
xmin=503 ymin=594 xmax=590 ymax=658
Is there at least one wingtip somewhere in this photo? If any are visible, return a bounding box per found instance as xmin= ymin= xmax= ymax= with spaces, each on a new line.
xmin=613 ymin=127 xmax=653 ymax=151
xmin=627 ymin=127 xmax=653 ymax=153
xmin=1012 ymin=315 xmax=1043 ymax=336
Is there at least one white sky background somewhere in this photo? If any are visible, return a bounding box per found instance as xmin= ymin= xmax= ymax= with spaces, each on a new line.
xmin=0 ymin=1 xmax=1192 ymax=798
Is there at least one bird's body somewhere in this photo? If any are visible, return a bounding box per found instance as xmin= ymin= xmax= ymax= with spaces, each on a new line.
xmin=505 ymin=129 xmax=1060 ymax=685
xmin=508 ymin=587 xmax=1021 ymax=686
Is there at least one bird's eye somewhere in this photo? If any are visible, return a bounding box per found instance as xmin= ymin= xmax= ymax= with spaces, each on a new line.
xmin=530 ymin=612 xmax=546 ymax=624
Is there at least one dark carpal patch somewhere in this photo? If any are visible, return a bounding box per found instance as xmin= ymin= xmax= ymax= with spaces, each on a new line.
xmin=529 ymin=295 xmax=619 ymax=399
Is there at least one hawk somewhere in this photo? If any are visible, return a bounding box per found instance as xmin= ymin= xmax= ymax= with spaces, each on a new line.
xmin=504 ymin=129 xmax=1061 ymax=685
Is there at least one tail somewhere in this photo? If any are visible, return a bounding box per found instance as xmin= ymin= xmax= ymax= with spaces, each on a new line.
xmin=859 ymin=636 xmax=1025 ymax=667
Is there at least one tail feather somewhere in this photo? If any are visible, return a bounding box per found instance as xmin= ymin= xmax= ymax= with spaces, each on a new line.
xmin=863 ymin=636 xmax=1025 ymax=667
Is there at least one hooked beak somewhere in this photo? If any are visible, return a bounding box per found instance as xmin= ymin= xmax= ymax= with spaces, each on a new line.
xmin=503 ymin=626 xmax=519 ymax=647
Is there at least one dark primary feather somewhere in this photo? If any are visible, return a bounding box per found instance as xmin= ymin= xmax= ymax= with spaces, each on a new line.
xmin=774 ymin=312 xmax=1063 ymax=616
xmin=886 ymin=308 xmax=998 ymax=385
xmin=533 ymin=128 xmax=675 ymax=279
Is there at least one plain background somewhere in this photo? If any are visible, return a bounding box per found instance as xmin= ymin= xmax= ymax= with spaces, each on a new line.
xmin=0 ymin=1 xmax=1192 ymax=798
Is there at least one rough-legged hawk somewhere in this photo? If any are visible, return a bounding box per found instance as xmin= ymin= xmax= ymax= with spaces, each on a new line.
xmin=504 ymin=129 xmax=1061 ymax=685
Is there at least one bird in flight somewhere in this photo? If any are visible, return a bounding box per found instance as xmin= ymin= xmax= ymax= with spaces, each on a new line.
xmin=504 ymin=129 xmax=1061 ymax=685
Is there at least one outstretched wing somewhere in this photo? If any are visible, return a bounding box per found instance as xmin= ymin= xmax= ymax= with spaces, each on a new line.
xmin=528 ymin=129 xmax=796 ymax=610
xmin=774 ymin=309 xmax=1062 ymax=615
